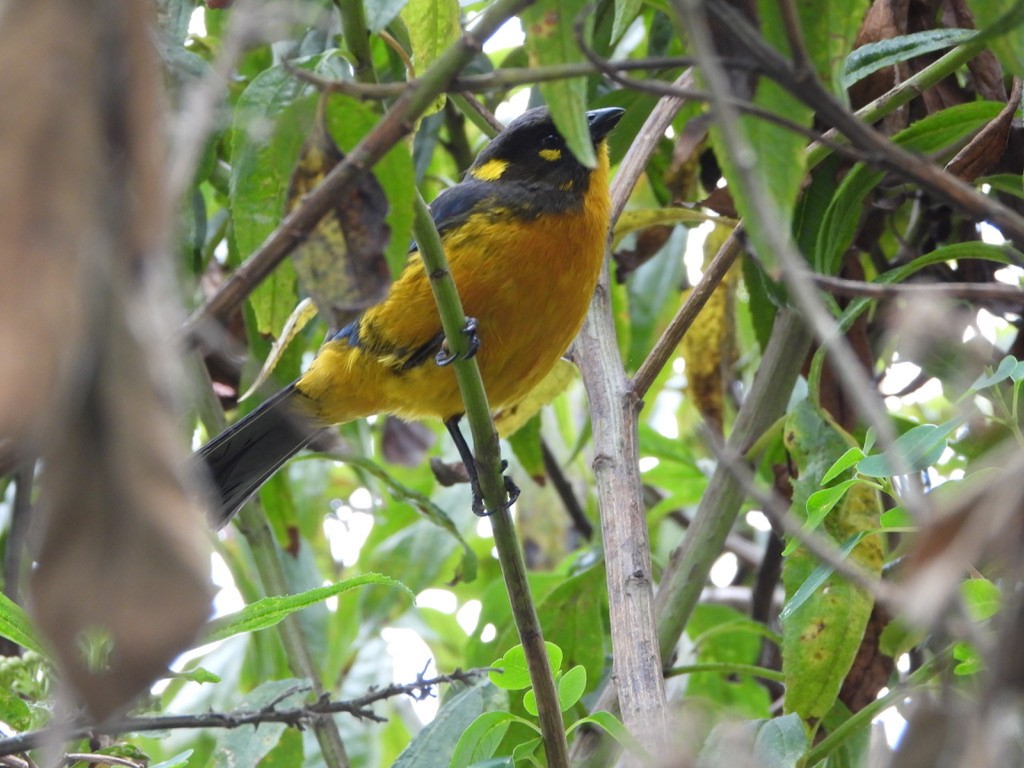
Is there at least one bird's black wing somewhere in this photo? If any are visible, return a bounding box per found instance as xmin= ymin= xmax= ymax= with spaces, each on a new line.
xmin=428 ymin=178 xmax=500 ymax=238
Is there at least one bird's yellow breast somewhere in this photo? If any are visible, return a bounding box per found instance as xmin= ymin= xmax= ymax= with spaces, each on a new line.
xmin=297 ymin=144 xmax=612 ymax=425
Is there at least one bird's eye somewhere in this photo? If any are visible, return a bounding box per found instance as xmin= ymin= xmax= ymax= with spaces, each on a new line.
xmin=540 ymin=134 xmax=561 ymax=150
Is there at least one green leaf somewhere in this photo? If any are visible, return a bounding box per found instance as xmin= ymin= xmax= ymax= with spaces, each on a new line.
xmin=962 ymin=577 xmax=1001 ymax=621
xmin=507 ymin=413 xmax=544 ymax=480
xmin=397 ymin=680 xmax=509 ymax=768
xmin=510 ymin=738 xmax=542 ymax=763
xmin=149 ymin=750 xmax=194 ymax=768
xmin=0 ymin=591 xmax=45 ymax=656
xmin=323 ymin=95 xmax=415 ymax=278
xmin=401 ymin=0 xmax=460 ymax=116
xmin=969 ymin=354 xmax=1019 ymax=391
xmin=567 ymin=711 xmax=652 ymax=760
xmin=879 ymin=618 xmax=926 ymax=658
xmin=821 ymin=447 xmax=866 ymax=485
xmin=231 ymin=56 xmax=414 ymax=333
xmin=794 ymin=0 xmax=870 ymax=96
xmin=627 ymin=226 xmax=688 ymax=366
xmin=753 ymin=714 xmax=809 ymax=768
xmin=843 ymin=29 xmax=977 ymax=89
xmin=709 ymin=0 xmax=813 ymax=274
xmin=686 ymin=605 xmax=773 ymax=719
xmin=816 ymin=102 xmax=1003 ymax=274
xmin=0 ymin=687 xmax=30 ymax=730
xmin=205 ymin=573 xmax=411 ymax=642
xmin=780 ymin=455 xmax=884 ymax=729
xmin=1011 ymin=360 xmax=1024 ymax=382
xmin=953 ymin=640 xmax=984 ymax=675
xmin=782 ymin=479 xmax=859 ymax=557
xmin=557 ymin=665 xmax=587 ymax=711
xmin=784 ymin=399 xmax=858 ymax=518
xmin=522 ymin=687 xmax=538 ymax=716
xmin=230 ymin=63 xmax=318 ymax=333
xmin=450 ymin=711 xmax=513 ymax=768
xmin=857 ymin=419 xmax=961 ymax=477
xmin=213 ymin=680 xmax=307 ymax=768
xmin=880 ymin=506 xmax=914 ymax=529
xmin=969 ymin=0 xmax=1024 ymax=78
xmin=366 ymin=0 xmax=409 ymax=33
xmin=611 ymin=0 xmax=643 ymax=42
xmin=530 ymin=566 xmax=606 ymax=685
xmin=259 ymin=728 xmax=303 ymax=768
xmin=780 ymin=532 xmax=869 ymax=621
xmin=402 ymin=0 xmax=459 ymax=69
xmin=523 ymin=0 xmax=595 ymax=167
xmin=167 ymin=666 xmax=221 ymax=684
xmin=490 ymin=642 xmax=562 ymax=691
xmin=806 ymin=479 xmax=859 ymax=525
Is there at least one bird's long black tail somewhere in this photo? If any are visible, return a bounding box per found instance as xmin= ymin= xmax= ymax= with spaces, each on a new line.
xmin=195 ymin=385 xmax=323 ymax=528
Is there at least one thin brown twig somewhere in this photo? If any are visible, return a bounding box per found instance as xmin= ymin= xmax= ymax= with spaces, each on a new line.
xmin=776 ymin=0 xmax=814 ymax=76
xmin=541 ymin=440 xmax=593 ymax=540
xmin=286 ymin=55 xmax=700 ymax=100
xmin=0 ymin=670 xmax=489 ymax=756
xmin=379 ymin=28 xmax=414 ymax=76
xmin=456 ymin=91 xmax=505 ymax=134
xmin=62 ymin=755 xmax=142 ymax=768
xmin=631 ymin=230 xmax=743 ymax=399
xmin=571 ymin=11 xmax=871 ymax=166
xmin=812 ymin=273 xmax=1024 ymax=305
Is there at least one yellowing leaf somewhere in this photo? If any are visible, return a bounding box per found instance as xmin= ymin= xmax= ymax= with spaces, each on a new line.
xmin=612 ymin=208 xmax=736 ymax=249
xmin=680 ymin=224 xmax=738 ymax=432
xmin=780 ymin=401 xmax=885 ymax=731
xmin=400 ymin=0 xmax=460 ymax=116
xmin=238 ymin=297 xmax=319 ymax=402
xmin=494 ymin=359 xmax=577 ymax=438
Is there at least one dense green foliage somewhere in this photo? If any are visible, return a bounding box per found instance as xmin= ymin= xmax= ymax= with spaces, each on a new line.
xmin=3 ymin=0 xmax=1024 ymax=766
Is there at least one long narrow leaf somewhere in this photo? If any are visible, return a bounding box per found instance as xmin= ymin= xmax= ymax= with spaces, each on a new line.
xmin=204 ymin=573 xmax=412 ymax=643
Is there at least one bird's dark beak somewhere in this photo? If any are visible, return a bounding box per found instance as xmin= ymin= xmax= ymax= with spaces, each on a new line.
xmin=586 ymin=107 xmax=625 ymax=143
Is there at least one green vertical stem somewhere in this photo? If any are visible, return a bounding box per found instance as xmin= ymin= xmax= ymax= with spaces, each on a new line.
xmin=335 ymin=0 xmax=377 ymax=85
xmin=412 ymin=194 xmax=570 ymax=768
xmin=237 ymin=505 xmax=350 ymax=768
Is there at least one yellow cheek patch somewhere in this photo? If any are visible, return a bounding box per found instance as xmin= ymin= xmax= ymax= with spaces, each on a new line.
xmin=470 ymin=159 xmax=509 ymax=181
xmin=539 ymin=148 xmax=562 ymax=162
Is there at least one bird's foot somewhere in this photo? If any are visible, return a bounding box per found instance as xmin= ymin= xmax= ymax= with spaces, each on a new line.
xmin=470 ymin=472 xmax=521 ymax=517
xmin=435 ymin=317 xmax=480 ymax=367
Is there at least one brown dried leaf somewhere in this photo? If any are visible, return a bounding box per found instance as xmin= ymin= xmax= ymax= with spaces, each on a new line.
xmin=699 ymin=186 xmax=739 ymax=219
xmin=945 ymin=78 xmax=1022 ymax=182
xmin=680 ymin=225 xmax=738 ymax=434
xmin=382 ymin=417 xmax=436 ymax=468
xmin=849 ymin=0 xmax=909 ymax=110
xmin=948 ymin=0 xmax=1007 ymax=101
xmin=286 ymin=102 xmax=391 ymax=331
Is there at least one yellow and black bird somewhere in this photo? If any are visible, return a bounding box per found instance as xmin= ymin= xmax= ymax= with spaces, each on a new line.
xmin=197 ymin=106 xmax=624 ymax=528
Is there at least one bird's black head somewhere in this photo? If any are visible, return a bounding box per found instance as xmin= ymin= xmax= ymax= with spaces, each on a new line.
xmin=467 ymin=106 xmax=624 ymax=193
